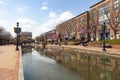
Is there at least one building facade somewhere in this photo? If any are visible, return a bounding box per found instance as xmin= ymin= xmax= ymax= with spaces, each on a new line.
xmin=48 ymin=0 xmax=120 ymax=41
xmin=46 ymin=29 xmax=58 ymax=41
xmin=56 ymin=11 xmax=89 ymax=41
xmin=90 ymin=0 xmax=120 ymax=41
xmin=77 ymin=11 xmax=90 ymax=40
xmin=21 ymin=32 xmax=32 ymax=40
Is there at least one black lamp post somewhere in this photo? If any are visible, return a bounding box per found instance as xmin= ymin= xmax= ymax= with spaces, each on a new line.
xmin=16 ymin=22 xmax=19 ymax=50
xmin=14 ymin=22 xmax=21 ymax=50
xmin=102 ymin=22 xmax=106 ymax=51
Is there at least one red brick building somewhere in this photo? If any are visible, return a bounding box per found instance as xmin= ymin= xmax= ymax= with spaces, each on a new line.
xmin=90 ymin=0 xmax=120 ymax=41
xmin=56 ymin=11 xmax=89 ymax=40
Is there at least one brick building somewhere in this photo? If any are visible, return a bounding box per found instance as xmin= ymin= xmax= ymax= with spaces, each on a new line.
xmin=90 ymin=0 xmax=120 ymax=41
xmin=21 ymin=32 xmax=32 ymax=40
xmin=46 ymin=29 xmax=58 ymax=41
xmin=56 ymin=0 xmax=120 ymax=41
xmin=76 ymin=11 xmax=90 ymax=40
xmin=56 ymin=11 xmax=89 ymax=40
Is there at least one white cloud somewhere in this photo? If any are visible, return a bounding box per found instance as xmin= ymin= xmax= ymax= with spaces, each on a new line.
xmin=42 ymin=2 xmax=48 ymax=5
xmin=41 ymin=6 xmax=48 ymax=10
xmin=30 ymin=11 xmax=73 ymax=37
xmin=16 ymin=18 xmax=38 ymax=25
xmin=41 ymin=1 xmax=48 ymax=11
xmin=49 ymin=12 xmax=57 ymax=19
xmin=39 ymin=11 xmax=73 ymax=31
xmin=0 ymin=11 xmax=73 ymax=38
xmin=15 ymin=18 xmax=40 ymax=37
xmin=0 ymin=0 xmax=3 ymax=4
xmin=0 ymin=18 xmax=38 ymax=37
xmin=0 ymin=20 xmax=16 ymax=37
xmin=57 ymin=11 xmax=73 ymax=22
xmin=16 ymin=5 xmax=29 ymax=13
xmin=16 ymin=18 xmax=38 ymax=32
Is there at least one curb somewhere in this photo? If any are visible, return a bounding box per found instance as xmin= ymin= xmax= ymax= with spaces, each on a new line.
xmin=18 ymin=47 xmax=24 ymax=80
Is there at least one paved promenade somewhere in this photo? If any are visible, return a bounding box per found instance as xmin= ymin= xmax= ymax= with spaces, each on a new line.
xmin=47 ymin=44 xmax=120 ymax=55
xmin=0 ymin=45 xmax=20 ymax=80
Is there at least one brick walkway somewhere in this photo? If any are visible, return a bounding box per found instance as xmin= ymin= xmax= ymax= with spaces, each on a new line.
xmin=47 ymin=44 xmax=120 ymax=55
xmin=0 ymin=45 xmax=20 ymax=80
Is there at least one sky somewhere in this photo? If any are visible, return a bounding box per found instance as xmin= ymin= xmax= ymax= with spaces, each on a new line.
xmin=0 ymin=0 xmax=100 ymax=38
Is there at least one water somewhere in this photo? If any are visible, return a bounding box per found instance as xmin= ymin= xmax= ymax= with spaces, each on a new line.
xmin=22 ymin=47 xmax=82 ymax=80
xmin=22 ymin=46 xmax=120 ymax=80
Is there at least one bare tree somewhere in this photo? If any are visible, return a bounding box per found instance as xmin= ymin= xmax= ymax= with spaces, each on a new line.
xmin=89 ymin=10 xmax=99 ymax=41
xmin=70 ymin=20 xmax=78 ymax=40
xmin=0 ymin=26 xmax=12 ymax=44
xmin=104 ymin=1 xmax=120 ymax=39
xmin=64 ymin=24 xmax=73 ymax=39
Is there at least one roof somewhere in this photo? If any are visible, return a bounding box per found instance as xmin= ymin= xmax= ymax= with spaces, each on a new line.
xmin=90 ymin=0 xmax=105 ymax=8
xmin=57 ymin=11 xmax=89 ymax=26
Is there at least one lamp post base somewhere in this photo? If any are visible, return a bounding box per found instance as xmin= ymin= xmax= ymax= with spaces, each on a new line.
xmin=102 ymin=48 xmax=106 ymax=52
xmin=16 ymin=48 xmax=19 ymax=51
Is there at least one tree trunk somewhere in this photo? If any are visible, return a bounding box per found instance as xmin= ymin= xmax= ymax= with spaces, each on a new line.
xmin=114 ymin=30 xmax=117 ymax=39
xmin=75 ymin=32 xmax=77 ymax=40
xmin=93 ymin=33 xmax=96 ymax=41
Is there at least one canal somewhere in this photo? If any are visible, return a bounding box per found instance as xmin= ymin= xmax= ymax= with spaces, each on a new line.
xmin=22 ymin=46 xmax=120 ymax=80
xmin=22 ymin=47 xmax=82 ymax=80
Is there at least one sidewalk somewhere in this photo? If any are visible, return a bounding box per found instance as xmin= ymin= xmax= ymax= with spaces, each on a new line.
xmin=0 ymin=45 xmax=20 ymax=80
xmin=47 ymin=44 xmax=120 ymax=55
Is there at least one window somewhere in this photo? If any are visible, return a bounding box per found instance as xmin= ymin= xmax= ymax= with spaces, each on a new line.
xmin=114 ymin=0 xmax=119 ymax=10
xmin=99 ymin=21 xmax=104 ymax=25
xmin=99 ymin=9 xmax=104 ymax=17
xmin=93 ymin=10 xmax=96 ymax=17
xmin=99 ymin=4 xmax=110 ymax=17
xmin=99 ymin=20 xmax=109 ymax=25
xmin=115 ymin=17 xmax=119 ymax=24
xmin=106 ymin=19 xmax=110 ymax=24
xmin=80 ymin=18 xmax=83 ymax=24
xmin=99 ymin=4 xmax=110 ymax=25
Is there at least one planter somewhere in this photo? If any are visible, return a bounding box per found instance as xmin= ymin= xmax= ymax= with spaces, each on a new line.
xmin=88 ymin=43 xmax=120 ymax=50
xmin=111 ymin=44 xmax=120 ymax=50
xmin=88 ymin=43 xmax=101 ymax=47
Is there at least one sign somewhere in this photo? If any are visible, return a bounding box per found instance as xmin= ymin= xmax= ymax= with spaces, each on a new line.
xmin=14 ymin=27 xmax=21 ymax=34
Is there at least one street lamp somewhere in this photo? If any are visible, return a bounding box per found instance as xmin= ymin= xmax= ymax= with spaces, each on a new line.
xmin=16 ymin=22 xmax=19 ymax=50
xmin=14 ymin=22 xmax=21 ymax=51
xmin=102 ymin=22 xmax=106 ymax=51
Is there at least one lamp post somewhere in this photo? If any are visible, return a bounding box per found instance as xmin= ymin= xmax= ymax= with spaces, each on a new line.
xmin=16 ymin=22 xmax=19 ymax=50
xmin=102 ymin=22 xmax=106 ymax=51
xmin=14 ymin=22 xmax=21 ymax=50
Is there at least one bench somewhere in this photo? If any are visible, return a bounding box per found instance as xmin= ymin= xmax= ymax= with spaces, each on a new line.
xmin=102 ymin=44 xmax=112 ymax=48
xmin=105 ymin=44 xmax=112 ymax=48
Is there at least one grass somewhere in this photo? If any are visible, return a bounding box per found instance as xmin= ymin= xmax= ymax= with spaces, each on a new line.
xmin=92 ymin=39 xmax=120 ymax=44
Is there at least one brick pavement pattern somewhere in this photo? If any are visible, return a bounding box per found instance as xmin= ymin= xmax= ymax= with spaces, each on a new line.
xmin=0 ymin=45 xmax=20 ymax=80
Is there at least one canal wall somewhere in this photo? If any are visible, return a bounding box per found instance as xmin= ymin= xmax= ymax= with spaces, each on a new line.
xmin=43 ymin=45 xmax=120 ymax=80
xmin=46 ymin=45 xmax=120 ymax=56
xmin=36 ymin=45 xmax=120 ymax=71
xmin=46 ymin=45 xmax=120 ymax=68
xmin=18 ymin=46 xmax=24 ymax=80
xmin=34 ymin=44 xmax=120 ymax=80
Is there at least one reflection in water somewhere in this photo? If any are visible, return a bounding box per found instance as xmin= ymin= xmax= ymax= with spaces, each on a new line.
xmin=22 ymin=46 xmax=120 ymax=80
xmin=32 ymin=50 xmax=56 ymax=64
xmin=22 ymin=47 xmax=82 ymax=80
xmin=35 ymin=47 xmax=120 ymax=80
xmin=22 ymin=46 xmax=33 ymax=55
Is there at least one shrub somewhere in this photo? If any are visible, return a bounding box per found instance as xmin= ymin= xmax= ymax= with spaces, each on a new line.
xmin=92 ymin=39 xmax=120 ymax=44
